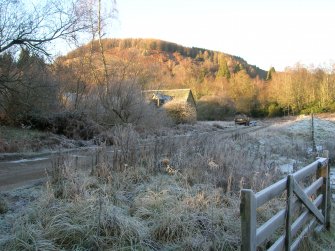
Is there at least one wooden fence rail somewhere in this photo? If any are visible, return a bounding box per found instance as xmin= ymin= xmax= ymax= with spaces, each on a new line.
xmin=240 ymin=153 xmax=331 ymax=251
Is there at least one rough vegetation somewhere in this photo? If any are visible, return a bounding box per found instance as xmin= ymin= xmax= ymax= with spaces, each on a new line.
xmin=163 ymin=101 xmax=197 ymax=124
xmin=2 ymin=39 xmax=335 ymax=134
xmin=0 ymin=195 xmax=8 ymax=214
xmin=1 ymin=116 xmax=334 ymax=250
xmin=57 ymin=38 xmax=335 ymax=119
xmin=1 ymin=2 xmax=334 ymax=250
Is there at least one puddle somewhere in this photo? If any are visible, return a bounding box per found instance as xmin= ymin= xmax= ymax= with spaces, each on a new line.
xmin=7 ymin=157 xmax=49 ymax=163
xmin=70 ymin=155 xmax=86 ymax=158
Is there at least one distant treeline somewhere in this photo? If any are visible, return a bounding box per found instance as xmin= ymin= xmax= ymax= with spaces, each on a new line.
xmin=2 ymin=39 xmax=335 ymax=131
xmin=66 ymin=38 xmax=267 ymax=79
xmin=69 ymin=38 xmax=218 ymax=59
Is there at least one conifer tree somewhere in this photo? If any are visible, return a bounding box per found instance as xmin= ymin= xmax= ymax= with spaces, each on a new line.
xmin=266 ymin=67 xmax=276 ymax=81
xmin=216 ymin=56 xmax=230 ymax=79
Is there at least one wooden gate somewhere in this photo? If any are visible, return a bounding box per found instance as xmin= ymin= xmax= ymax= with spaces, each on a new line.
xmin=240 ymin=155 xmax=331 ymax=251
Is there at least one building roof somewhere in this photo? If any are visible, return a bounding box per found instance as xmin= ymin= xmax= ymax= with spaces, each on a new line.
xmin=142 ymin=89 xmax=195 ymax=104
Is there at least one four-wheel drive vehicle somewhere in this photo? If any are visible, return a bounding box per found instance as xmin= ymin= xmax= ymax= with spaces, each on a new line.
xmin=234 ymin=113 xmax=250 ymax=126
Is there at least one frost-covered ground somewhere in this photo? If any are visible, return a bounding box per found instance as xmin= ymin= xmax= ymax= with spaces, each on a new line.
xmin=257 ymin=115 xmax=335 ymax=200
xmin=0 ymin=115 xmax=334 ymax=250
xmin=247 ymin=115 xmax=335 ymax=173
xmin=283 ymin=115 xmax=335 ymax=142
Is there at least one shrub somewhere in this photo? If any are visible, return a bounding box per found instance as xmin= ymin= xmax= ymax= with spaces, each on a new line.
xmin=163 ymin=101 xmax=197 ymax=124
xmin=326 ymin=102 xmax=335 ymax=112
xmin=268 ymin=103 xmax=283 ymax=117
xmin=197 ymin=95 xmax=235 ymax=121
xmin=19 ymin=112 xmax=102 ymax=140
xmin=50 ymin=112 xmax=102 ymax=140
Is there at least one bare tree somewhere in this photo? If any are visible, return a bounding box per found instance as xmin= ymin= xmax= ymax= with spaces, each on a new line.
xmin=0 ymin=0 xmax=91 ymax=56
xmin=85 ymin=0 xmax=117 ymax=88
xmin=0 ymin=0 xmax=97 ymax=124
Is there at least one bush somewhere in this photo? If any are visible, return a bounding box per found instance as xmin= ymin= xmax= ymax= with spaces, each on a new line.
xmin=50 ymin=112 xmax=102 ymax=140
xmin=163 ymin=101 xmax=197 ymax=124
xmin=267 ymin=103 xmax=283 ymax=117
xmin=299 ymin=102 xmax=335 ymax=115
xmin=19 ymin=112 xmax=102 ymax=140
xmin=301 ymin=107 xmax=324 ymax=115
xmin=326 ymin=102 xmax=335 ymax=112
xmin=197 ymin=95 xmax=235 ymax=121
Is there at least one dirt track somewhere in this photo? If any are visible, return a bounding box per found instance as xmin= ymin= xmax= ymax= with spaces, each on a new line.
xmin=0 ymin=123 xmax=267 ymax=191
xmin=0 ymin=149 xmax=98 ymax=192
xmin=0 ymin=158 xmax=51 ymax=191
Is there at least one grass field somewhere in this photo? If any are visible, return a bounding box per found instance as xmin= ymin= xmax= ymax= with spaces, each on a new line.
xmin=0 ymin=115 xmax=334 ymax=250
xmin=0 ymin=126 xmax=90 ymax=153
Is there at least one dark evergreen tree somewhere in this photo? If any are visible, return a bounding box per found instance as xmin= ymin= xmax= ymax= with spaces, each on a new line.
xmin=266 ymin=67 xmax=276 ymax=81
xmin=216 ymin=56 xmax=230 ymax=79
xmin=17 ymin=49 xmax=31 ymax=68
xmin=233 ymin=64 xmax=241 ymax=73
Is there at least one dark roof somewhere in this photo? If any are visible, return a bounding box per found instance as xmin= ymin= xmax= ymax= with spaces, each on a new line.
xmin=142 ymin=89 xmax=195 ymax=104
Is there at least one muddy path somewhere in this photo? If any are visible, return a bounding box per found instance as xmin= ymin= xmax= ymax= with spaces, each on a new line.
xmin=0 ymin=149 xmax=100 ymax=192
xmin=0 ymin=157 xmax=50 ymax=191
xmin=0 ymin=123 xmax=268 ymax=192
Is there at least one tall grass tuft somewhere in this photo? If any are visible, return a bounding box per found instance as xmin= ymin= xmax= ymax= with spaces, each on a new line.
xmin=0 ymin=194 xmax=9 ymax=214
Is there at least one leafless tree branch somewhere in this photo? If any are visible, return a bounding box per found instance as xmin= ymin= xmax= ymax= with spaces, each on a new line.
xmin=0 ymin=0 xmax=92 ymax=56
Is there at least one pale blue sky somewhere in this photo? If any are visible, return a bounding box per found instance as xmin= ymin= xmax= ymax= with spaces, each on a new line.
xmin=111 ymin=0 xmax=335 ymax=71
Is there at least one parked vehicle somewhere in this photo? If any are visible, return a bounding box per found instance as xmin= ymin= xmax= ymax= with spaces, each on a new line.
xmin=234 ymin=113 xmax=250 ymax=126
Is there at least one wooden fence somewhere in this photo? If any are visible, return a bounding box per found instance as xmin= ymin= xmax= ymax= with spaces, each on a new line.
xmin=240 ymin=153 xmax=331 ymax=251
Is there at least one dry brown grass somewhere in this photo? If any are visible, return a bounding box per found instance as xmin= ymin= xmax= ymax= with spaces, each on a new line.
xmin=0 ymin=125 xmax=93 ymax=153
xmin=298 ymin=204 xmax=335 ymax=250
xmin=0 ymin=195 xmax=8 ymax=214
xmin=1 ymin=116 xmax=334 ymax=250
xmin=1 ymin=129 xmax=280 ymax=250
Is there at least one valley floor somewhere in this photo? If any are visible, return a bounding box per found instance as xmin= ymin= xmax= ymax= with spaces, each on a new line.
xmin=0 ymin=115 xmax=334 ymax=250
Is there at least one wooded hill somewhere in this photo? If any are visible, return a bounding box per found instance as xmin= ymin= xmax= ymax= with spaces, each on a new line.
xmin=2 ymin=38 xmax=335 ymax=131
xmin=53 ymin=38 xmax=269 ymax=121
xmin=63 ymin=38 xmax=267 ymax=80
xmin=54 ymin=38 xmax=335 ymax=120
xmin=2 ymin=0 xmax=334 ymax=134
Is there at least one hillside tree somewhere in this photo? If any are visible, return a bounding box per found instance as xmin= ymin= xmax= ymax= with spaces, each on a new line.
xmin=228 ymin=70 xmax=257 ymax=113
xmin=266 ymin=67 xmax=276 ymax=81
xmin=216 ymin=55 xmax=230 ymax=80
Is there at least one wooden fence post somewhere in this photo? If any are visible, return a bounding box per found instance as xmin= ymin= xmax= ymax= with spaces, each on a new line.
xmin=323 ymin=150 xmax=331 ymax=230
xmin=241 ymin=189 xmax=256 ymax=251
xmin=318 ymin=151 xmax=330 ymax=230
xmin=285 ymin=175 xmax=294 ymax=251
xmin=240 ymin=156 xmax=332 ymax=250
xmin=311 ymin=113 xmax=317 ymax=152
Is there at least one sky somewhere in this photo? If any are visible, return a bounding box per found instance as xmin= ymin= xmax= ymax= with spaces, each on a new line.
xmin=110 ymin=0 xmax=335 ymax=71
